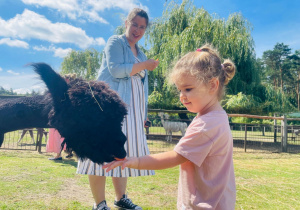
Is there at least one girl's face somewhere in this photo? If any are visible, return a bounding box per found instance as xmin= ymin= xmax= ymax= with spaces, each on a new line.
xmin=125 ymin=15 xmax=147 ymax=46
xmin=175 ymin=73 xmax=219 ymax=115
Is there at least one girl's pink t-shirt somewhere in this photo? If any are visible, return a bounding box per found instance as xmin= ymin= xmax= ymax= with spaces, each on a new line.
xmin=174 ymin=110 xmax=236 ymax=209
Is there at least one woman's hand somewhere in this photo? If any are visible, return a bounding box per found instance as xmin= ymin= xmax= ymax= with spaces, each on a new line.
xmin=131 ymin=59 xmax=159 ymax=76
xmin=104 ymin=157 xmax=139 ymax=172
xmin=144 ymin=59 xmax=159 ymax=71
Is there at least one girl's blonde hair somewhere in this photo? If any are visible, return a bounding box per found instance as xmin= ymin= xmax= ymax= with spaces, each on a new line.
xmin=170 ymin=44 xmax=236 ymax=100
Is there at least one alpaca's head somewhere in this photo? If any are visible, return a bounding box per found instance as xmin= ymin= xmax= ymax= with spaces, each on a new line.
xmin=32 ymin=63 xmax=128 ymax=164
xmin=158 ymin=112 xmax=164 ymax=118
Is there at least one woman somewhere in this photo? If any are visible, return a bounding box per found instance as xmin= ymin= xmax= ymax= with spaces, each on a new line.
xmin=77 ymin=8 xmax=159 ymax=210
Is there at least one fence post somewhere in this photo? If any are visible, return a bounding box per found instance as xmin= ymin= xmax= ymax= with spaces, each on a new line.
xmin=244 ymin=124 xmax=247 ymax=152
xmin=35 ymin=128 xmax=43 ymax=153
xmin=281 ymin=115 xmax=287 ymax=152
xmin=274 ymin=114 xmax=277 ymax=143
xmin=261 ymin=125 xmax=265 ymax=136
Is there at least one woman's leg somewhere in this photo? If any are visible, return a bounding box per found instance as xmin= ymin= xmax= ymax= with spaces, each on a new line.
xmin=112 ymin=177 xmax=127 ymax=200
xmin=113 ymin=177 xmax=141 ymax=209
xmin=89 ymin=175 xmax=106 ymax=205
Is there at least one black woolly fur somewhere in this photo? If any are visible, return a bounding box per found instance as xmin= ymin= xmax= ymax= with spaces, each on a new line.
xmin=0 ymin=63 xmax=128 ymax=164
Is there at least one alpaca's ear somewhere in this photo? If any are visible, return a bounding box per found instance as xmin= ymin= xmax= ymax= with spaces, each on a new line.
xmin=30 ymin=63 xmax=69 ymax=104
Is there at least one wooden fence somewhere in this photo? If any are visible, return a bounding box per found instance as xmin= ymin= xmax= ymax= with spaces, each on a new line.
xmin=1 ymin=108 xmax=300 ymax=154
xmin=147 ymin=109 xmax=300 ymax=153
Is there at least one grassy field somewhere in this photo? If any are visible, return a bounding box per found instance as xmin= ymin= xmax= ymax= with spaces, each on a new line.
xmin=0 ymin=149 xmax=299 ymax=209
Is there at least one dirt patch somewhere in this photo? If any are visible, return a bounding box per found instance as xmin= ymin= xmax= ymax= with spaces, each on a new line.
xmin=56 ymin=177 xmax=93 ymax=205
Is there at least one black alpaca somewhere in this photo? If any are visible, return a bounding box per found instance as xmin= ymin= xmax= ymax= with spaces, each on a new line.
xmin=0 ymin=63 xmax=128 ymax=164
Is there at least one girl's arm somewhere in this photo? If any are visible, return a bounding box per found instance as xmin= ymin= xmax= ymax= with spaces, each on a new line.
xmin=104 ymin=150 xmax=187 ymax=172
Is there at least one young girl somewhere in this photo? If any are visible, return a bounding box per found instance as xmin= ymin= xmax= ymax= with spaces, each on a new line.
xmin=104 ymin=45 xmax=236 ymax=209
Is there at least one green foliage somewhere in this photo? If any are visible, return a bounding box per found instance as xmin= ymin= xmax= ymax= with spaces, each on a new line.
xmin=259 ymin=43 xmax=300 ymax=112
xmin=115 ymin=25 xmax=126 ymax=35
xmin=223 ymin=92 xmax=262 ymax=114
xmin=61 ymin=48 xmax=102 ymax=80
xmin=262 ymin=43 xmax=292 ymax=90
xmin=148 ymin=86 xmax=184 ymax=110
xmin=224 ymin=86 xmax=297 ymax=115
xmin=145 ymin=0 xmax=258 ymax=109
xmin=230 ymin=117 xmax=274 ymax=125
xmin=0 ymin=87 xmax=41 ymax=96
xmin=0 ymin=86 xmax=16 ymax=95
xmin=148 ymin=90 xmax=164 ymax=108
xmin=263 ymin=84 xmax=296 ymax=114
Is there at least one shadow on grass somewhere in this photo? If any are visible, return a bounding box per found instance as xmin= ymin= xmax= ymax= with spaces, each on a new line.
xmin=59 ymin=158 xmax=78 ymax=168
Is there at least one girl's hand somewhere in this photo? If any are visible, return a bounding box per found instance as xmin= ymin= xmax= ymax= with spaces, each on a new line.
xmin=103 ymin=157 xmax=139 ymax=172
xmin=145 ymin=59 xmax=159 ymax=71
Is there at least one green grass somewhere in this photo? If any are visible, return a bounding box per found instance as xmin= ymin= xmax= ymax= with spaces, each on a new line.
xmin=0 ymin=149 xmax=300 ymax=209
xmin=0 ymin=149 xmax=178 ymax=210
xmin=234 ymin=153 xmax=300 ymax=209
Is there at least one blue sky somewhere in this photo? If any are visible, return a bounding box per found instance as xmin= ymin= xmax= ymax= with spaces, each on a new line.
xmin=0 ymin=0 xmax=300 ymax=94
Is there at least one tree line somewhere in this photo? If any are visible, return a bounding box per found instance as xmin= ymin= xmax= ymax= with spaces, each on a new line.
xmin=0 ymin=87 xmax=16 ymax=96
xmin=0 ymin=86 xmax=41 ymax=96
xmin=62 ymin=0 xmax=299 ymax=116
xmin=4 ymin=0 xmax=299 ymax=117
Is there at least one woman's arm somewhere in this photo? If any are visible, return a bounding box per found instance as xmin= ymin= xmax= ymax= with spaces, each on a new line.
xmin=105 ymin=36 xmax=159 ymax=78
xmin=105 ymin=36 xmax=132 ymax=78
xmin=104 ymin=150 xmax=187 ymax=171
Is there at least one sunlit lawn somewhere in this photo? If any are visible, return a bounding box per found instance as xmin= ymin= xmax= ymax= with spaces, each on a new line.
xmin=1 ymin=129 xmax=300 ymax=209
xmin=0 ymin=147 xmax=299 ymax=209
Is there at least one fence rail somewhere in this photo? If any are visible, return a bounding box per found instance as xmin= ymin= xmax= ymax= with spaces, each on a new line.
xmin=1 ymin=128 xmax=48 ymax=152
xmin=2 ymin=113 xmax=300 ymax=154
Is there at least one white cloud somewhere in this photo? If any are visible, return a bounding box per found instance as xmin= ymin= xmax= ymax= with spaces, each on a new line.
xmin=7 ymin=70 xmax=20 ymax=75
xmin=53 ymin=47 xmax=73 ymax=58
xmin=83 ymin=9 xmax=108 ymax=23
xmin=14 ymin=84 xmax=45 ymax=94
xmin=0 ymin=67 xmax=2 ymax=71
xmin=0 ymin=74 xmax=46 ymax=94
xmin=22 ymin=0 xmax=79 ymax=13
xmin=0 ymin=9 xmax=105 ymax=49
xmin=0 ymin=38 xmax=29 ymax=48
xmin=95 ymin=37 xmax=106 ymax=46
xmin=87 ymin=0 xmax=149 ymax=13
xmin=22 ymin=0 xmax=148 ymax=23
xmin=22 ymin=0 xmax=108 ymax=23
xmin=33 ymin=45 xmax=72 ymax=58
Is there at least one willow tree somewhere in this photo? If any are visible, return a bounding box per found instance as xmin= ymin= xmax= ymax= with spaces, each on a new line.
xmin=145 ymin=0 xmax=259 ymax=109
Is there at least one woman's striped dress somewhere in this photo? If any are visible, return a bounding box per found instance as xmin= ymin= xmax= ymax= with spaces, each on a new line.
xmin=76 ymin=58 xmax=155 ymax=177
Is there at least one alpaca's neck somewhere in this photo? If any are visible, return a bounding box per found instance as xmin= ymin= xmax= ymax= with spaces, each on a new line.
xmin=160 ymin=115 xmax=165 ymax=125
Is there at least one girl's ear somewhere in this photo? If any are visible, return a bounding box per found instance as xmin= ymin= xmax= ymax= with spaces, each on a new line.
xmin=209 ymin=78 xmax=219 ymax=94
